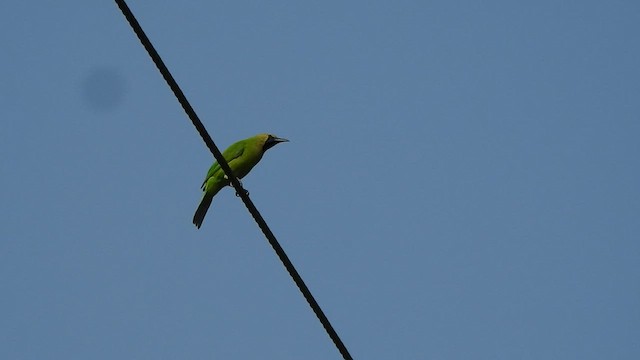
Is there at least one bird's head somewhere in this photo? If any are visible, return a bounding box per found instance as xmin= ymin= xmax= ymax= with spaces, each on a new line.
xmin=259 ymin=133 xmax=289 ymax=152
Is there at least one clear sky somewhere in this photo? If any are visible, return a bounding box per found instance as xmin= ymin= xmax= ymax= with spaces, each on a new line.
xmin=2 ymin=1 xmax=639 ymax=359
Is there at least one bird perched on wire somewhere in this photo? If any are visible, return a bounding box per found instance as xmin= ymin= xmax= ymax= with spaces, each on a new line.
xmin=193 ymin=133 xmax=289 ymax=228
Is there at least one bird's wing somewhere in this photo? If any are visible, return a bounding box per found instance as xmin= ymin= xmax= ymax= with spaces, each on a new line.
xmin=201 ymin=142 xmax=245 ymax=189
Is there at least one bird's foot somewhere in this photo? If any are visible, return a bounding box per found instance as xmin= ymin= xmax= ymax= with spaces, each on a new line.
xmin=223 ymin=176 xmax=247 ymax=196
xmin=235 ymin=188 xmax=249 ymax=197
xmin=224 ymin=176 xmax=242 ymax=187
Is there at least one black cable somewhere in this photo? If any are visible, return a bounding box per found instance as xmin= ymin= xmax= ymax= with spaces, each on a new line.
xmin=114 ymin=1 xmax=353 ymax=359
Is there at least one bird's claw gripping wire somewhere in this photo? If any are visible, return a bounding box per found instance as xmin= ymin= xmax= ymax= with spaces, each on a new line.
xmin=224 ymin=176 xmax=248 ymax=196
xmin=235 ymin=188 xmax=249 ymax=197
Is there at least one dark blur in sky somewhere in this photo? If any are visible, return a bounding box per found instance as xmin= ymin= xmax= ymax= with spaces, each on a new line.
xmin=2 ymin=1 xmax=639 ymax=359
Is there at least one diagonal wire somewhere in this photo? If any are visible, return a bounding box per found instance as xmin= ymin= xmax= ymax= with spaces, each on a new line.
xmin=114 ymin=1 xmax=353 ymax=359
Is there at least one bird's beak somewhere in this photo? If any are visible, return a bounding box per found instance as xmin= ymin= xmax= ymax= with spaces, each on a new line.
xmin=263 ymin=135 xmax=289 ymax=151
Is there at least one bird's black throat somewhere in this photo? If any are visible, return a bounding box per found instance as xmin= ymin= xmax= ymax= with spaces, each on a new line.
xmin=263 ymin=135 xmax=287 ymax=152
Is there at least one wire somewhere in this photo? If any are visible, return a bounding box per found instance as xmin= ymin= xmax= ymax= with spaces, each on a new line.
xmin=114 ymin=1 xmax=353 ymax=359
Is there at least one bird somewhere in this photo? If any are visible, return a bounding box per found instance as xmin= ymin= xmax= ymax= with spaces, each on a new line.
xmin=192 ymin=133 xmax=289 ymax=228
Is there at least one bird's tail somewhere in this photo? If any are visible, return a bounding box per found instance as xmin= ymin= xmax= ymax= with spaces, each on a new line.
xmin=193 ymin=193 xmax=214 ymax=229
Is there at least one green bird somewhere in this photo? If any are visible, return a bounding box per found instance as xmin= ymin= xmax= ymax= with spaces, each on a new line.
xmin=193 ymin=133 xmax=289 ymax=228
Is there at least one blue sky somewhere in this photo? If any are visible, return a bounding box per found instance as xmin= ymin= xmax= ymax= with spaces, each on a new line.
xmin=2 ymin=1 xmax=639 ymax=359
